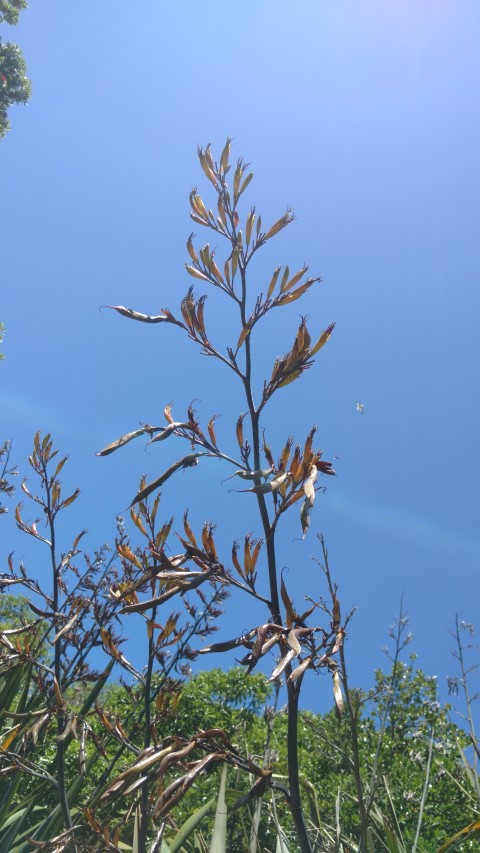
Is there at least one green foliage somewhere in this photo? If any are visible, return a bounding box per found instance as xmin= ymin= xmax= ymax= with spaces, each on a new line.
xmin=302 ymin=661 xmax=474 ymax=850
xmin=0 ymin=1 xmax=31 ymax=137
xmin=205 ymin=664 xmax=476 ymax=851
xmin=0 ymin=593 xmax=34 ymax=631
xmin=103 ymin=661 xmax=479 ymax=851
xmin=93 ymin=662 xmax=479 ymax=852
xmin=0 ymin=439 xmax=17 ymax=514
xmin=0 ymin=41 xmax=31 ymax=137
xmin=0 ymin=1 xmax=28 ymax=27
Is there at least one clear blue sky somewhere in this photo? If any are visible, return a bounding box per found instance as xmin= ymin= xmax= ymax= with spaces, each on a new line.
xmin=2 ymin=0 xmax=480 ymax=713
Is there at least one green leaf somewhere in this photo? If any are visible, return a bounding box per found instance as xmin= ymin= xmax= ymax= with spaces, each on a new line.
xmin=209 ymin=764 xmax=228 ymax=853
xmin=168 ymin=797 xmax=216 ymax=853
xmin=78 ymin=658 xmax=114 ymax=716
xmin=0 ymin=802 xmax=36 ymax=853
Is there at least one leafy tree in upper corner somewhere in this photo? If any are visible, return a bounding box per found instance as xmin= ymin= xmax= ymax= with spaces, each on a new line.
xmin=0 ymin=2 xmax=29 ymax=27
xmin=0 ymin=0 xmax=31 ymax=138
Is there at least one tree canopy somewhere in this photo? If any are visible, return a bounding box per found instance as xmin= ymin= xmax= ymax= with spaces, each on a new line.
xmin=0 ymin=1 xmax=28 ymax=27
xmin=0 ymin=0 xmax=30 ymax=137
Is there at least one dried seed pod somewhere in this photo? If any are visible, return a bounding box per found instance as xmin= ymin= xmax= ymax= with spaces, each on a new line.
xmin=233 ymin=159 xmax=243 ymax=200
xmin=129 ymin=454 xmax=202 ymax=508
xmin=186 ymin=233 xmax=198 ymax=264
xmin=231 ymin=245 xmax=240 ymax=279
xmin=303 ymin=426 xmax=317 ymax=461
xmin=287 ymin=629 xmax=302 ymax=655
xmin=209 ymin=257 xmax=224 ymax=285
xmin=237 ymin=472 xmax=290 ymax=494
xmin=303 ymin=464 xmax=318 ymax=506
xmin=147 ymin=423 xmax=190 ymax=445
xmin=97 ymin=426 xmax=161 ymax=457
xmin=268 ymin=648 xmax=297 ymax=682
xmin=223 ymin=467 xmax=273 ymax=486
xmin=180 ymin=287 xmax=197 ymax=329
xmin=236 ymin=413 xmax=246 ymax=450
xmin=53 ymin=676 xmax=64 ymax=707
xmin=332 ymin=596 xmax=341 ymax=626
xmin=239 ymin=172 xmax=254 ymax=197
xmin=279 ymin=266 xmax=290 ymax=292
xmin=190 ymin=191 xmax=209 ymax=221
xmin=183 ymin=510 xmax=197 ymax=548
xmin=195 ymin=295 xmax=207 ymax=336
xmin=264 ymin=209 xmax=294 ymax=241
xmin=275 ymin=279 xmax=315 ymax=306
xmin=289 ymin=657 xmax=312 ymax=683
xmin=217 ymin=195 xmax=227 ymax=227
xmin=262 ymin=433 xmax=275 ymax=469
xmin=245 ymin=208 xmax=255 ymax=245
xmin=202 ymin=522 xmax=218 ymax=560
xmin=333 ymin=670 xmax=344 ymax=718
xmin=207 ymin=416 xmax=218 ymax=447
xmin=105 ymin=306 xmax=171 ymax=323
xmin=300 ymin=498 xmax=311 ymax=539
xmin=283 ymin=489 xmax=305 ymax=511
xmin=224 ymin=260 xmax=231 ymax=287
xmin=295 ymin=316 xmax=311 ymax=353
xmin=310 ymin=322 xmax=335 ymax=356
xmin=281 ymin=265 xmax=309 ymax=294
xmin=278 ymin=436 xmax=293 ymax=473
xmin=220 ymin=137 xmax=232 ymax=173
xmin=261 ymin=634 xmax=280 ymax=655
xmin=266 ymin=266 xmax=282 ymax=300
xmin=237 ymin=323 xmax=251 ymax=351
xmin=281 ymin=575 xmax=298 ymax=628
xmin=289 ymin=444 xmax=302 ymax=480
xmin=231 ymin=541 xmax=244 ymax=579
xmin=244 ymin=535 xmax=262 ymax=576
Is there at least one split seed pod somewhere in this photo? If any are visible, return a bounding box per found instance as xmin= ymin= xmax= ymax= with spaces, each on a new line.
xmin=333 ymin=670 xmax=344 ymax=718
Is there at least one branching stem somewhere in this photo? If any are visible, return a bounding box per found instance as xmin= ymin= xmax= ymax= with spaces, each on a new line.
xmin=42 ymin=456 xmax=77 ymax=853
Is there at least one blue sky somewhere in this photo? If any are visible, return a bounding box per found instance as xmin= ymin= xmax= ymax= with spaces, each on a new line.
xmin=1 ymin=0 xmax=480 ymax=713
